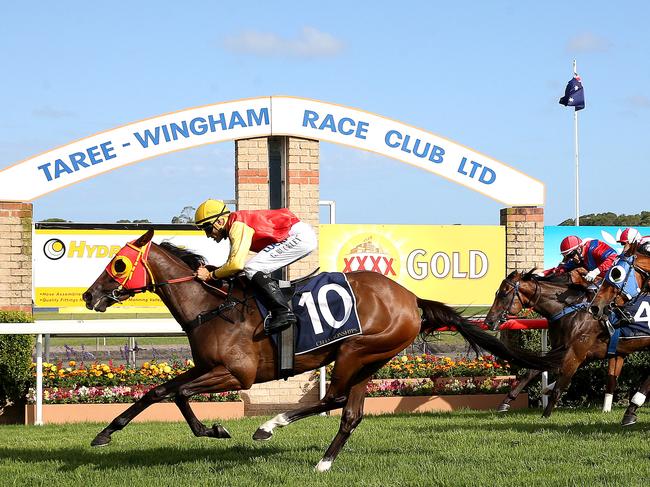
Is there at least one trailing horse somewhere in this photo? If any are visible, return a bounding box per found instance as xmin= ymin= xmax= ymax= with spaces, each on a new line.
xmin=485 ymin=269 xmax=650 ymax=417
xmin=590 ymin=249 xmax=650 ymax=425
xmin=82 ymin=230 xmax=565 ymax=471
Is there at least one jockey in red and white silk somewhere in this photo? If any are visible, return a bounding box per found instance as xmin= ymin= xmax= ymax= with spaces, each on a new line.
xmin=543 ymin=236 xmax=617 ymax=282
xmin=618 ymin=227 xmax=650 ymax=253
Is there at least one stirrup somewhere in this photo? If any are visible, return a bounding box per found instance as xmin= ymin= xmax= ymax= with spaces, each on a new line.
xmin=263 ymin=312 xmax=296 ymax=335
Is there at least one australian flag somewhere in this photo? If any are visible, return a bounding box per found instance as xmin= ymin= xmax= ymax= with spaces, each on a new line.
xmin=559 ymin=75 xmax=585 ymax=111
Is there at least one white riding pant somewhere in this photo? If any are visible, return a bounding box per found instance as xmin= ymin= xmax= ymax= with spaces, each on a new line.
xmin=243 ymin=222 xmax=317 ymax=279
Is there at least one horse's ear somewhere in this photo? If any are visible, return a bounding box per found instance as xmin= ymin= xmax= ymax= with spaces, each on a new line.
xmin=624 ymin=242 xmax=638 ymax=257
xmin=134 ymin=228 xmax=154 ymax=247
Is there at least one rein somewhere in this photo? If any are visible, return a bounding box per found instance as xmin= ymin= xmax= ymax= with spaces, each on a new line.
xmin=496 ymin=278 xmax=541 ymax=324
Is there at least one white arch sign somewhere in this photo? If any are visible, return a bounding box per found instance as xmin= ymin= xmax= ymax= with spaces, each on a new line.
xmin=0 ymin=96 xmax=544 ymax=205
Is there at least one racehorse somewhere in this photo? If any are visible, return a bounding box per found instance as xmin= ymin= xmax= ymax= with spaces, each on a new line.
xmin=82 ymin=229 xmax=565 ymax=472
xmin=485 ymin=269 xmax=650 ymax=417
xmin=590 ymin=248 xmax=650 ymax=425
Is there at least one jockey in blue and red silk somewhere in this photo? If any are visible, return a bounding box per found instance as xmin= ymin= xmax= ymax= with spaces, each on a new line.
xmin=193 ymin=199 xmax=318 ymax=335
xmin=543 ymin=235 xmax=617 ymax=282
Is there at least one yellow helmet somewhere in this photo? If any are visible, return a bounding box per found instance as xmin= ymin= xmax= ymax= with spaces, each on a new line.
xmin=195 ymin=199 xmax=230 ymax=227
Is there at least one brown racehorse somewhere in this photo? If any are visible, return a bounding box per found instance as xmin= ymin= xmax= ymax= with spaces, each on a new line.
xmin=590 ymin=248 xmax=650 ymax=425
xmin=485 ymin=269 xmax=650 ymax=418
xmin=82 ymin=229 xmax=565 ymax=472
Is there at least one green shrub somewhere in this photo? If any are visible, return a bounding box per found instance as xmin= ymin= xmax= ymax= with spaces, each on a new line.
xmin=503 ymin=329 xmax=650 ymax=407
xmin=0 ymin=311 xmax=34 ymax=407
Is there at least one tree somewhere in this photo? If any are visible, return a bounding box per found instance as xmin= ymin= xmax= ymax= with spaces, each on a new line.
xmin=171 ymin=206 xmax=196 ymax=224
xmin=559 ymin=211 xmax=650 ymax=226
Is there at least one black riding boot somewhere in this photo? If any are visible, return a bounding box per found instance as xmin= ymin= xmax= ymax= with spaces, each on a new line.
xmin=250 ymin=272 xmax=297 ymax=335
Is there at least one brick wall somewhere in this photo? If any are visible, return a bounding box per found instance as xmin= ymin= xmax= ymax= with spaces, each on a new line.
xmin=0 ymin=202 xmax=32 ymax=314
xmin=500 ymin=206 xmax=544 ymax=275
xmin=234 ymin=137 xmax=321 ymax=415
xmin=285 ymin=137 xmax=319 ymax=280
xmin=235 ymin=138 xmax=270 ymax=210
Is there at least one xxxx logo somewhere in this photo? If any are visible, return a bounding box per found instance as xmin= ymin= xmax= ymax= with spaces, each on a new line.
xmin=337 ymin=234 xmax=400 ymax=278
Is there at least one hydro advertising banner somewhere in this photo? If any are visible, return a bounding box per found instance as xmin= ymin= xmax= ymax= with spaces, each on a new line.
xmin=319 ymin=224 xmax=505 ymax=306
xmin=34 ymin=226 xmax=229 ymax=313
xmin=544 ymin=226 xmax=650 ymax=269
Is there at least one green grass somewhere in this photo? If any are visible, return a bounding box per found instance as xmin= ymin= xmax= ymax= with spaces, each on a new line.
xmin=0 ymin=409 xmax=648 ymax=486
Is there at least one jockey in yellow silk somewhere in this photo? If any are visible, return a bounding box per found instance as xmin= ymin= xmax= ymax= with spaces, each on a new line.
xmin=194 ymin=199 xmax=317 ymax=335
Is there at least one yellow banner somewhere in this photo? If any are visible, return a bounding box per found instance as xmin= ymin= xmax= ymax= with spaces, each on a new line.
xmin=319 ymin=225 xmax=504 ymax=306
xmin=35 ymin=288 xmax=164 ymax=308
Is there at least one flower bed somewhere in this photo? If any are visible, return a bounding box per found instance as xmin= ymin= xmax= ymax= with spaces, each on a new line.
xmin=316 ymin=354 xmax=516 ymax=397
xmin=320 ymin=354 xmax=527 ymax=414
xmin=29 ymin=360 xmax=240 ymax=405
xmin=366 ymin=376 xmax=516 ymax=397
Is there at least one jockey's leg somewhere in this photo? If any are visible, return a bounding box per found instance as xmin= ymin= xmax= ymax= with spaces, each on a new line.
xmin=244 ymin=222 xmax=317 ymax=335
xmin=249 ymin=271 xmax=296 ymax=334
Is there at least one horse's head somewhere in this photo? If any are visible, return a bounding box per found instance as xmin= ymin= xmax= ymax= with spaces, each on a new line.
xmin=82 ymin=229 xmax=155 ymax=312
xmin=590 ymin=254 xmax=642 ymax=319
xmin=485 ymin=270 xmax=540 ymax=330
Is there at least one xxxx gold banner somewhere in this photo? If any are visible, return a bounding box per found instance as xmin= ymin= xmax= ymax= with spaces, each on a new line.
xmin=319 ymin=224 xmax=505 ymax=306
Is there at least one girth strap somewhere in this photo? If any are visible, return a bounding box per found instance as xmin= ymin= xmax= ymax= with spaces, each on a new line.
xmin=549 ymin=302 xmax=590 ymax=322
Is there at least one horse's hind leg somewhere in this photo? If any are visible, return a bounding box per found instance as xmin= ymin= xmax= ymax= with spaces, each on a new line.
xmin=622 ymin=373 xmax=650 ymax=426
xmin=497 ymin=369 xmax=540 ymax=413
xmin=315 ymin=378 xmax=369 ymax=473
xmin=603 ymin=356 xmax=625 ymax=412
xmin=253 ymin=357 xmax=389 ymax=441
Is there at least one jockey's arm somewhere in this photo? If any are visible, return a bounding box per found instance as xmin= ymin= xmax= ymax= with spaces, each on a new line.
xmin=212 ymin=221 xmax=254 ymax=279
xmin=597 ymin=249 xmax=617 ymax=275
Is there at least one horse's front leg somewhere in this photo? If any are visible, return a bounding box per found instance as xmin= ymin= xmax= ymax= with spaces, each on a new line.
xmin=172 ymin=365 xmax=247 ymax=439
xmin=542 ymin=352 xmax=582 ymax=418
xmin=90 ymin=367 xmax=203 ymax=447
xmin=622 ymin=374 xmax=650 ymax=426
xmin=603 ymin=355 xmax=625 ymax=412
xmin=497 ymin=369 xmax=540 ymax=413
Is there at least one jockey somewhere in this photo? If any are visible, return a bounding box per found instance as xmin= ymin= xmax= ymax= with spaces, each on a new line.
xmin=193 ymin=199 xmax=317 ymax=335
xmin=618 ymin=227 xmax=650 ymax=254
xmin=543 ymin=235 xmax=617 ymax=282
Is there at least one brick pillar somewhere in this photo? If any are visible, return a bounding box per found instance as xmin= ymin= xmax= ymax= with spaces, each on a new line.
xmin=0 ymin=202 xmax=32 ymax=315
xmin=286 ymin=137 xmax=319 ymax=279
xmin=233 ymin=137 xmax=320 ymax=413
xmin=500 ymin=206 xmax=544 ymax=275
xmin=235 ymin=138 xmax=269 ymax=210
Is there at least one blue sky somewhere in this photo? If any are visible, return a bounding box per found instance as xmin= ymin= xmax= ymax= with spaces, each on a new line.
xmin=1 ymin=1 xmax=648 ymax=225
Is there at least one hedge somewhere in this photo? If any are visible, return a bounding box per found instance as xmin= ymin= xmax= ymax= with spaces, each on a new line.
xmin=0 ymin=311 xmax=34 ymax=407
xmin=504 ymin=329 xmax=650 ymax=407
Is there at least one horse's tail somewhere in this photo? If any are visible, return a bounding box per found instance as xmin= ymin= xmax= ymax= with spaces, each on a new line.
xmin=417 ymin=298 xmax=564 ymax=371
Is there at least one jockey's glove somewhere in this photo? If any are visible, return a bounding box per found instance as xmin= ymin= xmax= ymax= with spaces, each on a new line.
xmin=585 ymin=268 xmax=601 ymax=282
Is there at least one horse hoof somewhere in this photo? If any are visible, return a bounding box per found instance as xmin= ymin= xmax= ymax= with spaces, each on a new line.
xmin=621 ymin=413 xmax=637 ymax=427
xmin=315 ymin=459 xmax=332 ymax=473
xmin=496 ymin=403 xmax=511 ymax=413
xmin=252 ymin=428 xmax=273 ymax=441
xmin=212 ymin=424 xmax=231 ymax=438
xmin=90 ymin=434 xmax=111 ymax=447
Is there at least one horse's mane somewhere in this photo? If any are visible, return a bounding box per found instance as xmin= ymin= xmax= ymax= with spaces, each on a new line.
xmin=158 ymin=241 xmax=207 ymax=271
xmin=521 ymin=268 xmax=572 ymax=285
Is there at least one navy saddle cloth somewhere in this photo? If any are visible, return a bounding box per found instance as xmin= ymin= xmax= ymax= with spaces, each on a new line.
xmin=257 ymin=272 xmax=362 ymax=355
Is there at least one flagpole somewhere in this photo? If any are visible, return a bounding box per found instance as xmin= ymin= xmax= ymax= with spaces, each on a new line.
xmin=573 ymin=59 xmax=580 ymax=226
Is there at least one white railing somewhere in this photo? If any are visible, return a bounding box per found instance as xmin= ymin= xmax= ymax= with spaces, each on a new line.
xmin=0 ymin=319 xmax=184 ymax=425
